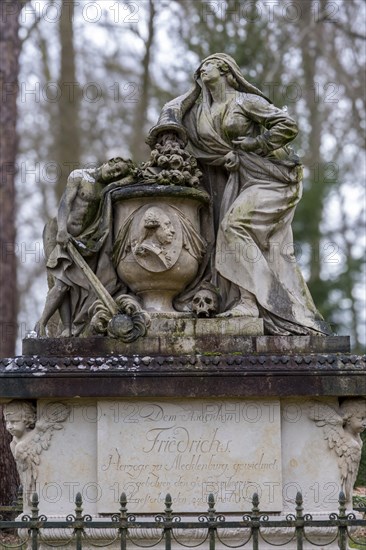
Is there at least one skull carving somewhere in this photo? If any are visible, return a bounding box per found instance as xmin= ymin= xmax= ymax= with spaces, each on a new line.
xmin=192 ymin=289 xmax=218 ymax=318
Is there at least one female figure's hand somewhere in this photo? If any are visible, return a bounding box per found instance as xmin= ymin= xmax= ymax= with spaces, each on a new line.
xmin=56 ymin=229 xmax=70 ymax=248
xmin=232 ymin=136 xmax=260 ymax=153
xmin=224 ymin=151 xmax=240 ymax=172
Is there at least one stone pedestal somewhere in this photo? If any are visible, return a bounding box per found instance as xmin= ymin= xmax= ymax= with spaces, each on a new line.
xmin=1 ymin=332 xmax=365 ymax=549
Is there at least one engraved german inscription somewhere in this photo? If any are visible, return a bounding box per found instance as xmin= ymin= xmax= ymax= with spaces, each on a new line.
xmin=97 ymin=399 xmax=282 ymax=513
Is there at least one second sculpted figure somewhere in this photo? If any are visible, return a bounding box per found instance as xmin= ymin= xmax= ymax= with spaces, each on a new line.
xmin=3 ymin=401 xmax=70 ymax=504
xmin=148 ymin=53 xmax=331 ymax=335
xmin=36 ymin=158 xmax=137 ymax=337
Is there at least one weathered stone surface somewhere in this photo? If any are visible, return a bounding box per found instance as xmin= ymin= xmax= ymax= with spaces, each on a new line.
xmin=113 ymin=188 xmax=209 ymax=313
xmin=97 ymin=398 xmax=282 ymax=512
xmin=0 ymin=352 xmax=364 ymax=400
xmin=147 ymin=53 xmax=332 ymax=337
xmin=22 ymin=331 xmax=349 ymax=357
xmin=256 ymin=335 xmax=350 ymax=354
xmin=8 ymin=397 xmax=359 ymax=521
xmin=281 ymin=398 xmax=342 ymax=511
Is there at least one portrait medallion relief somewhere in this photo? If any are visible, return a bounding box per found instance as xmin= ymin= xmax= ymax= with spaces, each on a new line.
xmin=130 ymin=204 xmax=183 ymax=273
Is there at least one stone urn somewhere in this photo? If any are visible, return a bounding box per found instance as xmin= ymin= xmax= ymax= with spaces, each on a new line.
xmin=112 ymin=185 xmax=210 ymax=312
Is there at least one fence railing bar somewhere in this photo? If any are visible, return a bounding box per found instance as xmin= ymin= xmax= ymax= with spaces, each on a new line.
xmin=1 ymin=491 xmax=365 ymax=550
xmin=120 ymin=492 xmax=128 ymax=550
xmin=2 ymin=518 xmax=366 ymax=530
xmin=251 ymin=493 xmax=259 ymax=550
xmin=31 ymin=492 xmax=39 ymax=550
xmin=337 ymin=492 xmax=348 ymax=550
xmin=207 ymin=494 xmax=216 ymax=550
xmin=295 ymin=491 xmax=304 ymax=550
xmin=164 ymin=494 xmax=172 ymax=550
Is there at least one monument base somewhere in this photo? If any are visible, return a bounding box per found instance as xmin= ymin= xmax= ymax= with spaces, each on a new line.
xmin=1 ymin=335 xmax=364 ymax=549
xmin=13 ymin=395 xmax=351 ymax=517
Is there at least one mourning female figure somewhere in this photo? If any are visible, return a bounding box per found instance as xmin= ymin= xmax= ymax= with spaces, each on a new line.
xmin=148 ymin=53 xmax=331 ymax=335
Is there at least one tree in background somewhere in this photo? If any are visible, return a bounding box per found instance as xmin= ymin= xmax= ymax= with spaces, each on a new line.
xmin=54 ymin=0 xmax=81 ymax=200
xmin=0 ymin=0 xmax=24 ymax=505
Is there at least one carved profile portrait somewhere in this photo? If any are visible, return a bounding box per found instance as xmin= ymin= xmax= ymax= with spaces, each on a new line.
xmin=132 ymin=205 xmax=182 ymax=272
xmin=113 ymin=202 xmax=206 ymax=277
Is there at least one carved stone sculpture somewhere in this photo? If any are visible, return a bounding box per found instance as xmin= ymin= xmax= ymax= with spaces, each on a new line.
xmin=133 ymin=206 xmax=177 ymax=271
xmin=309 ymin=398 xmax=366 ymax=501
xmin=147 ymin=53 xmax=332 ymax=335
xmin=35 ymin=52 xmax=333 ymax=338
xmin=35 ymin=158 xmax=138 ymax=337
xmin=192 ymin=287 xmax=219 ymax=318
xmin=138 ymin=138 xmax=202 ymax=187
xmin=112 ymin=187 xmax=209 ymax=312
xmin=4 ymin=401 xmax=70 ymax=503
xmin=90 ymin=294 xmax=151 ymax=341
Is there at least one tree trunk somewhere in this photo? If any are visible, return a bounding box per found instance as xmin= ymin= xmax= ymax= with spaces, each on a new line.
xmin=130 ymin=0 xmax=156 ymax=161
xmin=0 ymin=0 xmax=23 ymax=358
xmin=0 ymin=411 xmax=19 ymax=505
xmin=301 ymin=1 xmax=323 ymax=284
xmin=55 ymin=0 xmax=80 ymax=200
xmin=0 ymin=0 xmax=23 ymax=504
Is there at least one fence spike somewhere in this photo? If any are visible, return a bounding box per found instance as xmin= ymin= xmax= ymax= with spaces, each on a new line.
xmin=338 ymin=492 xmax=346 ymax=516
xmin=295 ymin=492 xmax=303 ymax=506
xmin=75 ymin=492 xmax=83 ymax=518
xmin=208 ymin=493 xmax=215 ymax=511
xmin=14 ymin=485 xmax=23 ymax=510
xmin=296 ymin=492 xmax=304 ymax=521
xmin=252 ymin=492 xmax=259 ymax=511
xmin=31 ymin=493 xmax=39 ymax=519
xmin=120 ymin=492 xmax=127 ymax=512
xmin=165 ymin=493 xmax=172 ymax=516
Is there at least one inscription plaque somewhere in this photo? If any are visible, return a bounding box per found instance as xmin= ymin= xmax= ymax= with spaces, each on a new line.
xmin=97 ymin=399 xmax=282 ymax=512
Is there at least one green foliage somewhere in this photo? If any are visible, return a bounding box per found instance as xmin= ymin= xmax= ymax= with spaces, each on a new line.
xmin=349 ymin=540 xmax=366 ymax=549
xmin=355 ymin=431 xmax=366 ymax=488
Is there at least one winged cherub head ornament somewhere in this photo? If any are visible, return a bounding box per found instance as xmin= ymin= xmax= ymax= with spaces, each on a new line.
xmin=4 ymin=401 xmax=70 ymax=504
xmin=309 ymin=398 xmax=366 ymax=502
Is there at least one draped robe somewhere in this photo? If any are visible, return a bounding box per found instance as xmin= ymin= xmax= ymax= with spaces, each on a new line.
xmin=148 ymin=54 xmax=331 ymax=335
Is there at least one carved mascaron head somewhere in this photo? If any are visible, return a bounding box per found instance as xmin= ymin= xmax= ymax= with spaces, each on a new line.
xmin=4 ymin=400 xmax=36 ymax=440
xmin=340 ymin=398 xmax=366 ymax=437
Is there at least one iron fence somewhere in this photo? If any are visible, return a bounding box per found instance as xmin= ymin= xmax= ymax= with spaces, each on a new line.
xmin=0 ymin=491 xmax=365 ymax=550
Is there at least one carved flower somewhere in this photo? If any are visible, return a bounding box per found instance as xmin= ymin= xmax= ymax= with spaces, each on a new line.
xmin=170 ymin=170 xmax=185 ymax=184
xmin=156 ymin=171 xmax=171 ymax=185
xmin=169 ymin=154 xmax=183 ymax=170
xmin=157 ymin=155 xmax=169 ymax=167
xmin=150 ymin=149 xmax=160 ymax=163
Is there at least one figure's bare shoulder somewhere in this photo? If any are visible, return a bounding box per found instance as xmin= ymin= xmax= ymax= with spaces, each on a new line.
xmin=67 ymin=168 xmax=95 ymax=186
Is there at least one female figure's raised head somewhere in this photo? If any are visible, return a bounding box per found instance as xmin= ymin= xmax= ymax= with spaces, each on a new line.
xmin=194 ymin=53 xmax=270 ymax=100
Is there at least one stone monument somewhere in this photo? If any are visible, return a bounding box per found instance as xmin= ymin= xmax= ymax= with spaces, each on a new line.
xmin=1 ymin=53 xmax=365 ymax=549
